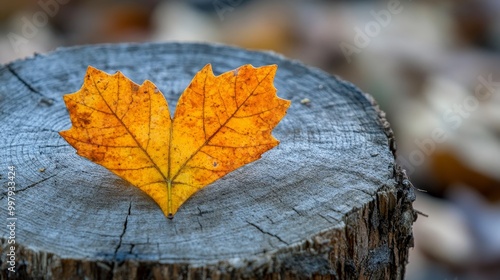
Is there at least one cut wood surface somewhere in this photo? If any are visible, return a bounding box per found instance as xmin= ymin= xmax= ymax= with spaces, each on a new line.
xmin=0 ymin=43 xmax=416 ymax=279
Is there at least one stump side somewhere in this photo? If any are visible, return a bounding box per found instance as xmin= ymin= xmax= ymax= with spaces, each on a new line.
xmin=0 ymin=42 xmax=415 ymax=279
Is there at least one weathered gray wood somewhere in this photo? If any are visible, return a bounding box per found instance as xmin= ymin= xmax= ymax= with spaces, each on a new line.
xmin=0 ymin=43 xmax=415 ymax=279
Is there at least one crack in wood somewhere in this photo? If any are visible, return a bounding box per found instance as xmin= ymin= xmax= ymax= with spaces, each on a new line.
xmin=317 ymin=213 xmax=335 ymax=224
xmin=39 ymin=144 xmax=69 ymax=149
xmin=6 ymin=64 xmax=53 ymax=102
xmin=113 ymin=201 xmax=132 ymax=264
xmin=196 ymin=216 xmax=203 ymax=231
xmin=291 ymin=207 xmax=302 ymax=216
xmin=128 ymin=244 xmax=136 ymax=257
xmin=0 ymin=174 xmax=57 ymax=200
xmin=246 ymin=221 xmax=289 ymax=246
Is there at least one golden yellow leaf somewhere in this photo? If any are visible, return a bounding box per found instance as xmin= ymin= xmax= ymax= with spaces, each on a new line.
xmin=60 ymin=64 xmax=290 ymax=218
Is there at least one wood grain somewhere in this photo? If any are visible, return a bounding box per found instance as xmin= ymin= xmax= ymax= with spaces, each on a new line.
xmin=0 ymin=43 xmax=415 ymax=279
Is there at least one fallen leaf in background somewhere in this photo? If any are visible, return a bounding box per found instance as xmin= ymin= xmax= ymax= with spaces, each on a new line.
xmin=60 ymin=64 xmax=290 ymax=218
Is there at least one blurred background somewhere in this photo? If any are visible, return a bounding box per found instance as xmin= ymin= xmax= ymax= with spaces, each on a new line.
xmin=1 ymin=0 xmax=499 ymax=279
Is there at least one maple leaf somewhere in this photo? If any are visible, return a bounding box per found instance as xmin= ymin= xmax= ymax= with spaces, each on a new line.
xmin=60 ymin=64 xmax=290 ymax=218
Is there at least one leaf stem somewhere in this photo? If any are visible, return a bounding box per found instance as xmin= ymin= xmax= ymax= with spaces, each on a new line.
xmin=167 ymin=180 xmax=173 ymax=219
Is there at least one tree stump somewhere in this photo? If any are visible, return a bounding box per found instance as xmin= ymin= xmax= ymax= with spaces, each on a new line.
xmin=0 ymin=43 xmax=416 ymax=279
